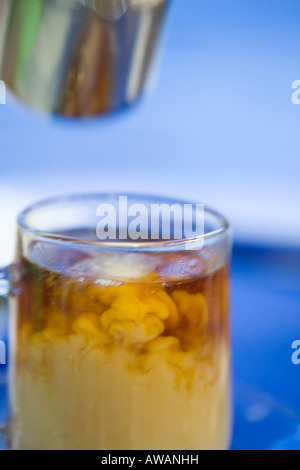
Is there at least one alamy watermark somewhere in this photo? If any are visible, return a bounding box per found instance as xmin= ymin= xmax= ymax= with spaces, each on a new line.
xmin=0 ymin=340 xmax=6 ymax=365
xmin=291 ymin=340 xmax=300 ymax=365
xmin=291 ymin=80 xmax=300 ymax=105
xmin=0 ymin=80 xmax=6 ymax=105
xmin=96 ymin=196 xmax=204 ymax=247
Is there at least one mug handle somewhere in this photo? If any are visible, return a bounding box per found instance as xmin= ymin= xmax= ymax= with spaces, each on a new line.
xmin=0 ymin=265 xmax=10 ymax=449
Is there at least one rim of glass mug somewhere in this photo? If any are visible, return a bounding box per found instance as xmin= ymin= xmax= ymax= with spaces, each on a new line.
xmin=17 ymin=193 xmax=231 ymax=252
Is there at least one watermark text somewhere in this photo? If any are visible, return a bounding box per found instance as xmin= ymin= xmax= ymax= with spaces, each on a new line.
xmin=0 ymin=80 xmax=6 ymax=105
xmin=100 ymin=454 xmax=200 ymax=466
xmin=96 ymin=196 xmax=204 ymax=247
xmin=291 ymin=80 xmax=300 ymax=105
xmin=0 ymin=340 xmax=6 ymax=365
xmin=292 ymin=340 xmax=300 ymax=365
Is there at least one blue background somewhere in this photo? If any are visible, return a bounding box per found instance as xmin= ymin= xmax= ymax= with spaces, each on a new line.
xmin=0 ymin=0 xmax=300 ymax=450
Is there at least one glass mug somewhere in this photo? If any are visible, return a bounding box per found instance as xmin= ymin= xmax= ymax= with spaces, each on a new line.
xmin=0 ymin=194 xmax=232 ymax=450
xmin=0 ymin=0 xmax=169 ymax=117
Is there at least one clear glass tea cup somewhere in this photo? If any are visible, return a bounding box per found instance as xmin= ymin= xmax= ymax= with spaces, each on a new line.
xmin=0 ymin=193 xmax=232 ymax=450
xmin=0 ymin=0 xmax=169 ymax=117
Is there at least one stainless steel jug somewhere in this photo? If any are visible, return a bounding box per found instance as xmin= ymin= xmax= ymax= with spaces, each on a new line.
xmin=0 ymin=0 xmax=169 ymax=117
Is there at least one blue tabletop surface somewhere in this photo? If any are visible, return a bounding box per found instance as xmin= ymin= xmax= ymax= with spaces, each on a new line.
xmin=1 ymin=244 xmax=300 ymax=450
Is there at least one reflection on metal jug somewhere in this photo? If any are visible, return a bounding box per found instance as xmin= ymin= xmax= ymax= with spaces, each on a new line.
xmin=0 ymin=0 xmax=169 ymax=117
